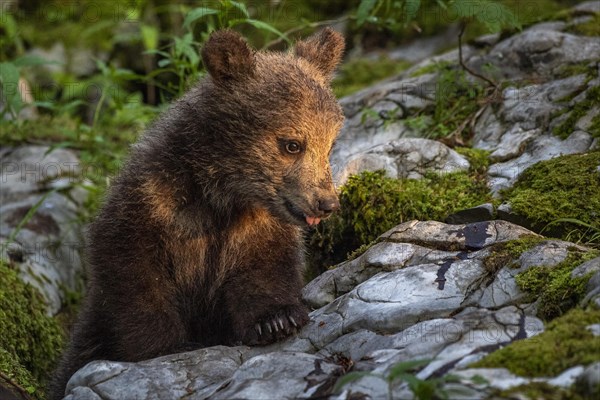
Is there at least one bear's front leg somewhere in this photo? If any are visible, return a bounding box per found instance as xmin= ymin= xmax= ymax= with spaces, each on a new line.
xmin=222 ymin=242 xmax=310 ymax=346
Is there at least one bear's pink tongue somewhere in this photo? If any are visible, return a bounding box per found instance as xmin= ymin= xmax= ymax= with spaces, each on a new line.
xmin=305 ymin=216 xmax=321 ymax=226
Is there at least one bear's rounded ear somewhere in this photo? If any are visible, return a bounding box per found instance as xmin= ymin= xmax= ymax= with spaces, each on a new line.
xmin=201 ymin=30 xmax=256 ymax=83
xmin=294 ymin=27 xmax=345 ymax=80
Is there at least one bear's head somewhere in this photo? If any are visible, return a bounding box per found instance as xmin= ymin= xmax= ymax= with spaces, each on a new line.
xmin=197 ymin=28 xmax=345 ymax=227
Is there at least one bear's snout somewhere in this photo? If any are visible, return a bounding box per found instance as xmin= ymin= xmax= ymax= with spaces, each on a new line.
xmin=317 ymin=197 xmax=340 ymax=216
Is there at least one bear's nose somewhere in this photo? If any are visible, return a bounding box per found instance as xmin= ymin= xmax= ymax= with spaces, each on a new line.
xmin=317 ymin=197 xmax=340 ymax=215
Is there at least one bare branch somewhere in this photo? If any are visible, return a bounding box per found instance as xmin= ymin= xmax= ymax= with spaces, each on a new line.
xmin=458 ymin=21 xmax=498 ymax=89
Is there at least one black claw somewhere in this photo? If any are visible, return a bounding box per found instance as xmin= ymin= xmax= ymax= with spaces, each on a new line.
xmin=272 ymin=320 xmax=279 ymax=332
xmin=256 ymin=323 xmax=262 ymax=336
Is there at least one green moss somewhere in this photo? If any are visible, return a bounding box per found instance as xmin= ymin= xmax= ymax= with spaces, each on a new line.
xmin=346 ymin=240 xmax=378 ymax=262
xmin=0 ymin=348 xmax=39 ymax=398
xmin=495 ymin=382 xmax=583 ymax=400
xmin=333 ymin=56 xmax=410 ymax=98
xmin=554 ymin=86 xmax=600 ymax=139
xmin=482 ymin=236 xmax=545 ymax=273
xmin=555 ymin=62 xmax=598 ymax=80
xmin=516 ymin=250 xmax=598 ymax=320
xmin=568 ymin=13 xmax=600 ymax=37
xmin=502 ymin=151 xmax=600 ymax=246
xmin=409 ymin=61 xmax=452 ymax=78
xmin=307 ymin=169 xmax=492 ymax=277
xmin=0 ymin=260 xmax=65 ymax=399
xmin=406 ymin=66 xmax=485 ymax=141
xmin=473 ymin=307 xmax=600 ymax=377
xmin=454 ymin=147 xmax=491 ymax=176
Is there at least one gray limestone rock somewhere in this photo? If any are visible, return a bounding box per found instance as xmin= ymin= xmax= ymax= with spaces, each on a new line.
xmin=65 ymin=347 xmax=249 ymax=400
xmin=0 ymin=146 xmax=88 ymax=315
xmin=487 ymin=131 xmax=595 ymax=194
xmin=575 ymin=362 xmax=600 ymax=397
xmin=572 ymin=256 xmax=600 ymax=279
xmin=63 ymin=220 xmax=596 ymax=400
xmin=488 ymin=29 xmax=600 ymax=78
xmin=335 ymin=138 xmax=470 ymax=184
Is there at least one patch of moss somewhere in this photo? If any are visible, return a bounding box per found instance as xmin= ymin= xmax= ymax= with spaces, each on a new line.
xmin=409 ymin=61 xmax=452 ymax=78
xmin=454 ymin=147 xmax=491 ymax=176
xmin=405 ymin=65 xmax=486 ymax=141
xmin=482 ymin=236 xmax=545 ymax=273
xmin=553 ymin=86 xmax=600 ymax=139
xmin=0 ymin=348 xmax=38 ymax=399
xmin=307 ymin=169 xmax=492 ymax=277
xmin=516 ymin=250 xmax=598 ymax=320
xmin=567 ymin=13 xmax=600 ymax=37
xmin=473 ymin=307 xmax=600 ymax=377
xmin=332 ymin=56 xmax=410 ymax=98
xmin=502 ymin=151 xmax=600 ymax=246
xmin=494 ymin=381 xmax=583 ymax=400
xmin=0 ymin=260 xmax=65 ymax=399
xmin=555 ymin=62 xmax=598 ymax=80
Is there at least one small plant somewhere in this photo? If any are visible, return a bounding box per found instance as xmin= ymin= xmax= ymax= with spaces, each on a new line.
xmin=145 ymin=0 xmax=287 ymax=99
xmin=0 ymin=55 xmax=54 ymax=120
xmin=333 ymin=359 xmax=466 ymax=400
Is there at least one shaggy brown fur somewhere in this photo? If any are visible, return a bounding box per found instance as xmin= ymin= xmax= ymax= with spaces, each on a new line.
xmin=50 ymin=28 xmax=345 ymax=399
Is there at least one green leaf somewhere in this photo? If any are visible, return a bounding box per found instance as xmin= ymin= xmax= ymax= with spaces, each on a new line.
xmin=357 ymin=0 xmax=378 ymax=26
xmin=333 ymin=371 xmax=379 ymax=393
xmin=229 ymin=1 xmax=250 ymax=18
xmin=0 ymin=62 xmax=19 ymax=85
xmin=405 ymin=0 xmax=421 ymax=21
xmin=143 ymin=49 xmax=171 ymax=58
xmin=387 ymin=359 xmax=431 ymax=382
xmin=141 ymin=24 xmax=159 ymax=51
xmin=243 ymin=19 xmax=288 ymax=42
xmin=451 ymin=0 xmax=520 ymax=32
xmin=183 ymin=7 xmax=219 ymax=30
xmin=13 ymin=55 xmax=57 ymax=67
xmin=467 ymin=374 xmax=489 ymax=385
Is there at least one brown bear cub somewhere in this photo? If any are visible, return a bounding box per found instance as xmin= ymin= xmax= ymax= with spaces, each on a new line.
xmin=50 ymin=28 xmax=345 ymax=399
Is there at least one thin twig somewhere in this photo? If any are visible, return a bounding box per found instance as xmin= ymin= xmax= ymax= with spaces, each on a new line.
xmin=458 ymin=21 xmax=498 ymax=89
xmin=264 ymin=16 xmax=351 ymax=49
xmin=0 ymin=371 xmax=35 ymax=400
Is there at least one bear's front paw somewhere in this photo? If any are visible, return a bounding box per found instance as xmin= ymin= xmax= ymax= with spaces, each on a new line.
xmin=241 ymin=304 xmax=309 ymax=346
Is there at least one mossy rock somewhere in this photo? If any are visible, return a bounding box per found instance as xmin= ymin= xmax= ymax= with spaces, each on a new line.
xmin=494 ymin=381 xmax=584 ymax=400
xmin=516 ymin=249 xmax=598 ymax=320
xmin=482 ymin=235 xmax=546 ymax=273
xmin=553 ymin=86 xmax=600 ymax=140
xmin=0 ymin=260 xmax=65 ymax=399
xmin=307 ymin=167 xmax=492 ymax=278
xmin=501 ymin=151 xmax=600 ymax=246
xmin=473 ymin=307 xmax=600 ymax=377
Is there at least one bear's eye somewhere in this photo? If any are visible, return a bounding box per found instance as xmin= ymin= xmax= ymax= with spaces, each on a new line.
xmin=285 ymin=141 xmax=302 ymax=154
